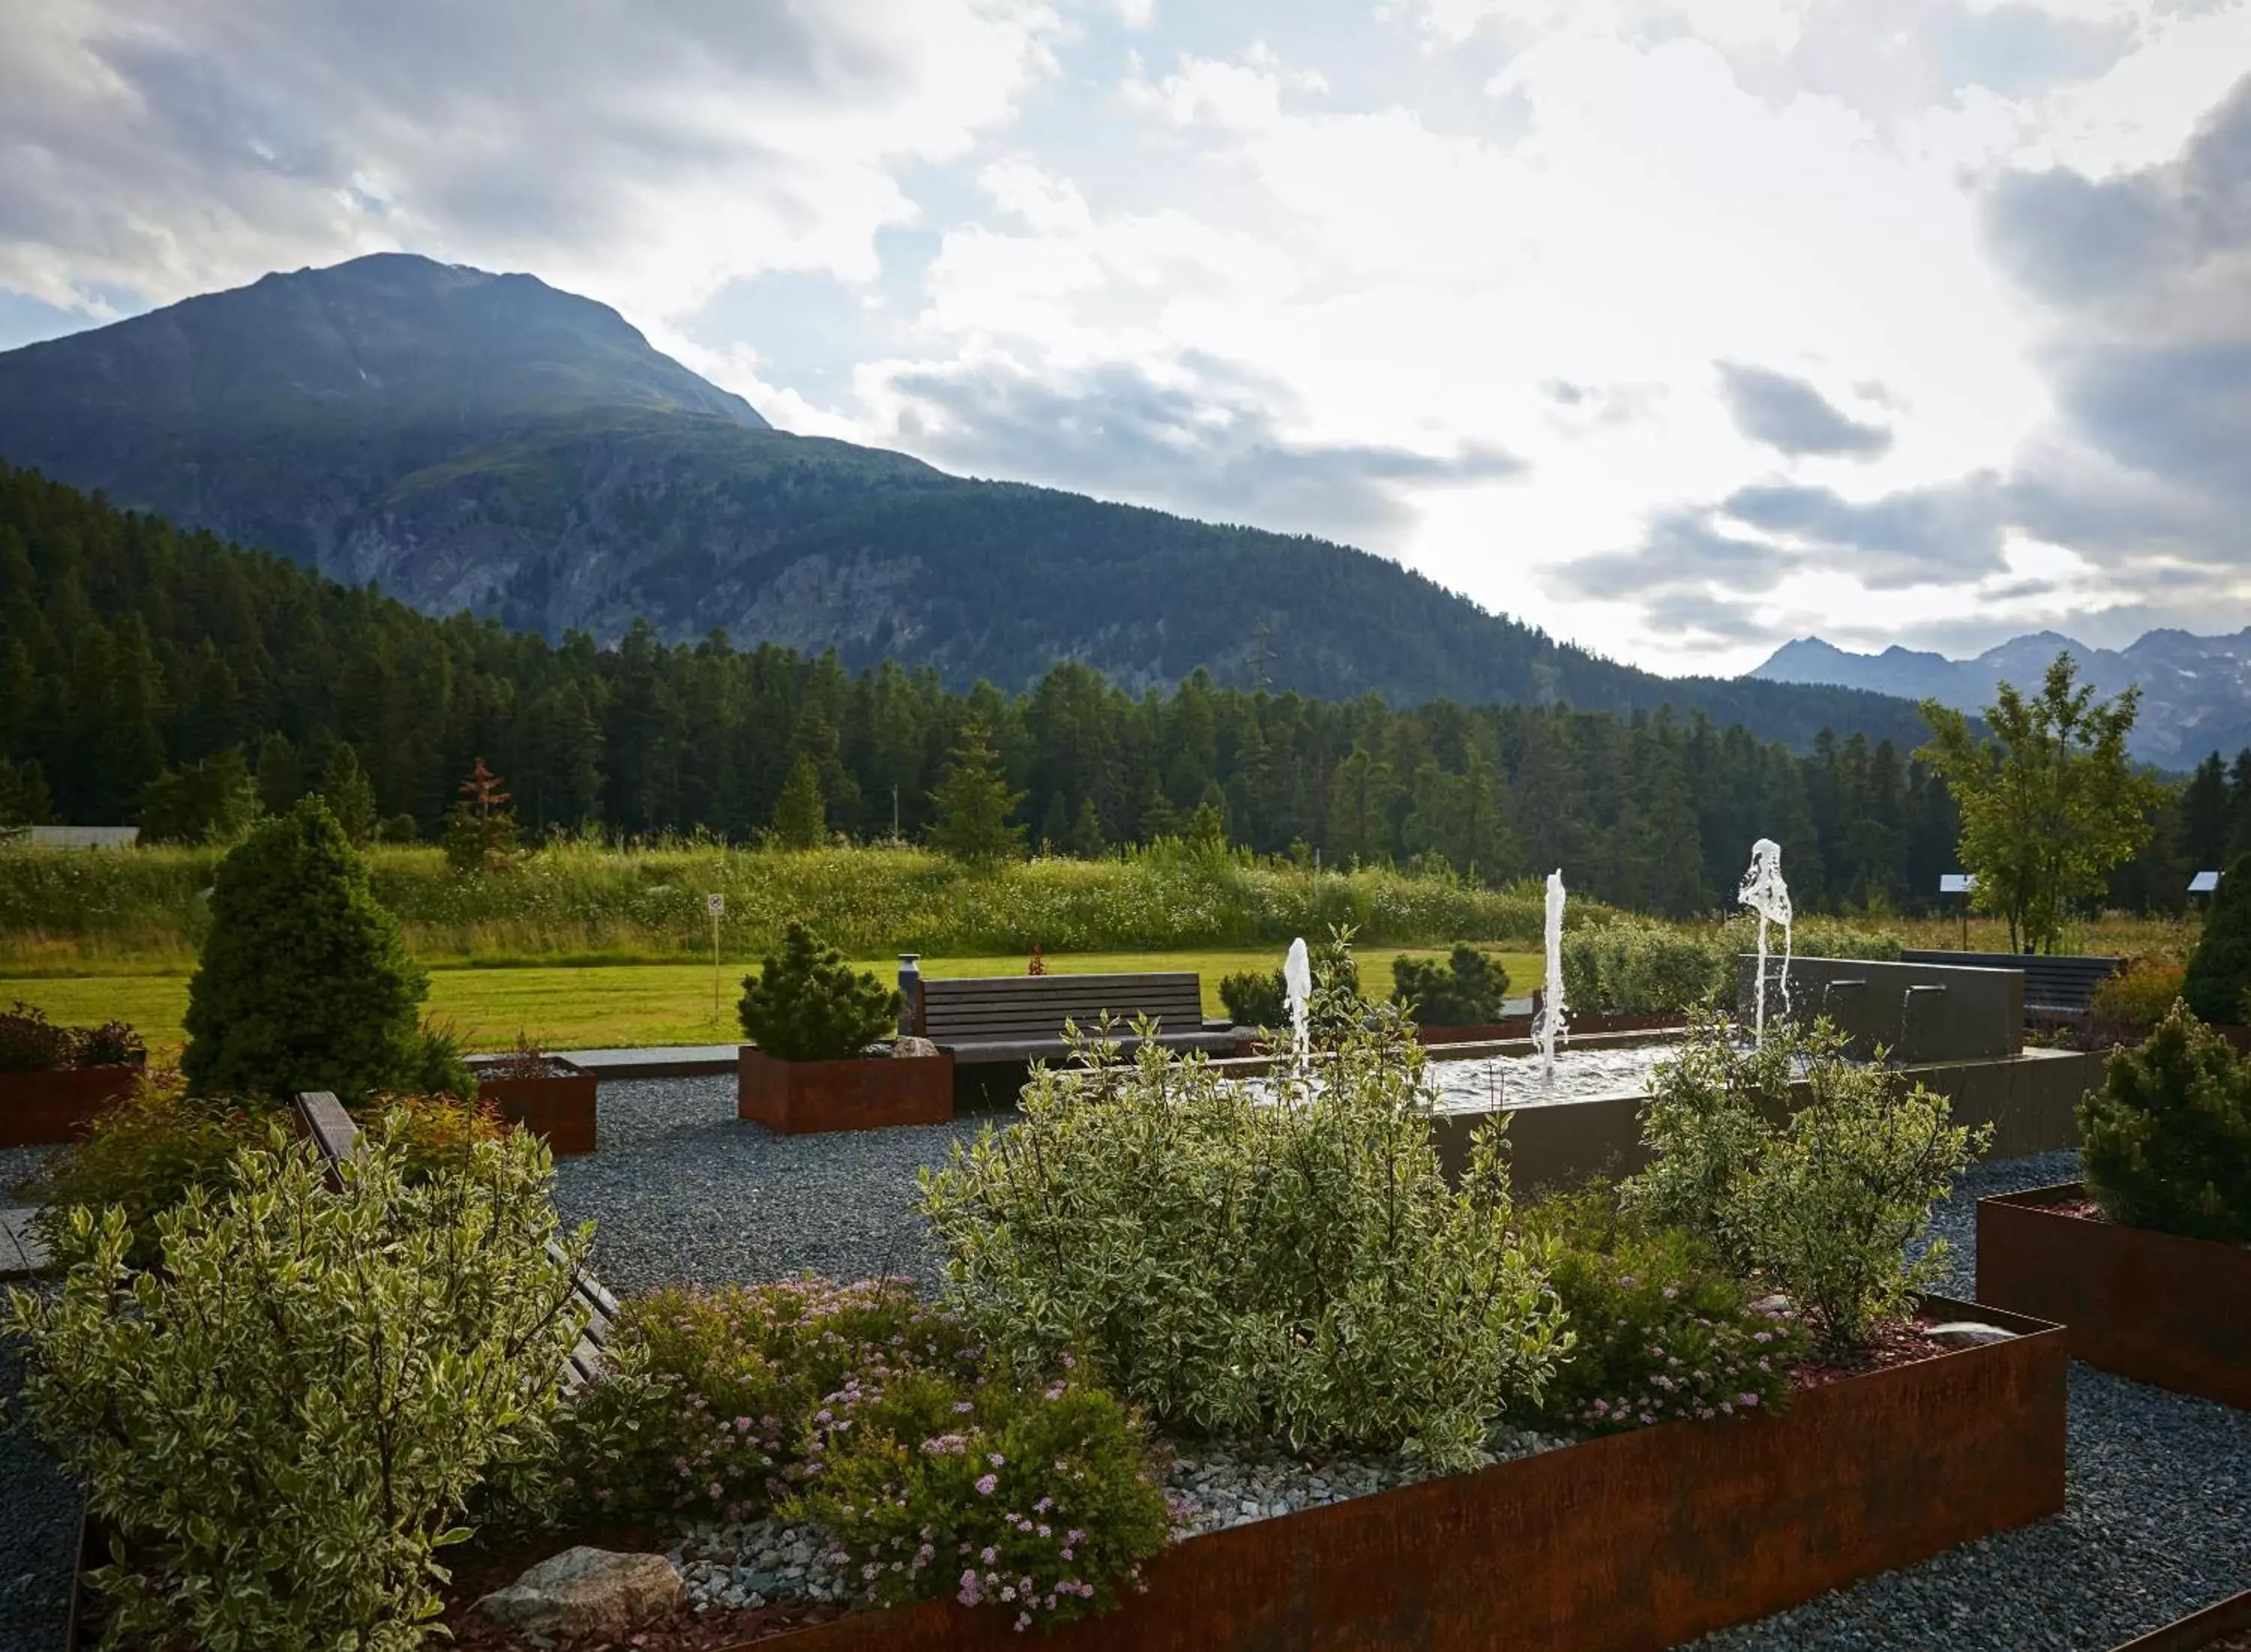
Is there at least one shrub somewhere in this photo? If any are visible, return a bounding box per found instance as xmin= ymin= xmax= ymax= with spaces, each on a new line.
xmin=6 ymin=1114 xmax=588 ymax=1652
xmin=1625 ymin=1017 xmax=1988 ymax=1355
xmin=2183 ymin=852 xmax=2251 ymax=1023
xmin=2087 ymin=954 xmax=2186 ymax=1038
xmin=788 ymin=1360 xmax=1170 ymax=1632
xmin=71 ymin=1019 xmax=145 ymax=1068
xmin=1561 ymin=922 xmax=1725 ymax=1017
xmin=738 ymin=922 xmax=900 ymax=1061
xmin=443 ymin=758 xmax=521 ymax=875
xmin=1391 ymin=945 xmax=1510 ymax=1027
xmin=919 ymin=1009 xmax=1567 ymax=1471
xmin=1217 ymin=969 xmax=1288 ymax=1029
xmin=27 ymin=1071 xmax=264 ymax=1271
xmin=2079 ymin=1002 xmax=2251 ymax=1242
xmin=559 ymin=1278 xmax=973 ymax=1523
xmin=1520 ymin=1188 xmax=1808 ymax=1434
xmin=0 ymin=1002 xmax=79 ymax=1073
xmin=181 ymin=797 xmax=431 ymax=1101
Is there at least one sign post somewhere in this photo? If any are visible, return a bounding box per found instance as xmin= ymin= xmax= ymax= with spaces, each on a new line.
xmin=707 ymin=892 xmax=726 ymax=1022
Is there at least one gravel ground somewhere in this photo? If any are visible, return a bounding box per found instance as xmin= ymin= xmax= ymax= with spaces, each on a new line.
xmin=549 ymin=1075 xmax=1001 ymax=1294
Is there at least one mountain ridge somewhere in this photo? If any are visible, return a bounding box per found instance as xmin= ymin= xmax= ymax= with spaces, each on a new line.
xmin=0 ymin=252 xmax=1937 ymax=751
xmin=1749 ymin=629 xmax=2251 ymax=766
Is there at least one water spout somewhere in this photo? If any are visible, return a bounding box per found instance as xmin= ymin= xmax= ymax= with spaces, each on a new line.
xmin=1898 ymin=983 xmax=1948 ymax=1061
xmin=1283 ymin=937 xmax=1312 ymax=1069
xmin=1739 ymin=838 xmax=1794 ymax=1041
xmin=1531 ymin=870 xmax=1569 ymax=1077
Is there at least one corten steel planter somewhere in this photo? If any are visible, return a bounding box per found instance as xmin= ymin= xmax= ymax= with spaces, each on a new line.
xmin=1978 ymin=1182 xmax=2251 ymax=1410
xmin=735 ymin=1293 xmax=2064 ymax=1652
xmin=477 ymin=1059 xmax=599 ymax=1157
xmin=0 ymin=1061 xmax=144 ymax=1149
xmin=2107 ymin=1587 xmax=2251 ymax=1651
xmin=738 ymin=1047 xmax=954 ymax=1135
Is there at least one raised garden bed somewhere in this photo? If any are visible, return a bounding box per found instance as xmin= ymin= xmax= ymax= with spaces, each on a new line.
xmin=0 ymin=1059 xmax=146 ymax=1149
xmin=738 ymin=1047 xmax=953 ymax=1136
xmin=380 ymin=1293 xmax=2062 ymax=1652
xmin=478 ymin=1056 xmax=600 ymax=1157
xmin=2108 ymin=1587 xmax=2251 ymax=1651
xmin=1977 ymin=1182 xmax=2251 ymax=1410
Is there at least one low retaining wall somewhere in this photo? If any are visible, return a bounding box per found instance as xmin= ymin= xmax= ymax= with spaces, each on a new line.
xmin=1737 ymin=955 xmax=2024 ymax=1063
xmin=1429 ymin=1045 xmax=2101 ymax=1196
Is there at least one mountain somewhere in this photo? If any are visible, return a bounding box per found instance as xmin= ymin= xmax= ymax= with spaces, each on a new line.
xmin=1749 ymin=629 xmax=2251 ymax=766
xmin=0 ymin=253 xmax=1934 ymax=749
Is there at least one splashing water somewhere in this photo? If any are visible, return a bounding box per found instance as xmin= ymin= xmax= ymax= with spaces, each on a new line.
xmin=1531 ymin=870 xmax=1569 ymax=1076
xmin=1283 ymin=936 xmax=1312 ymax=1067
xmin=1738 ymin=837 xmax=1794 ymax=1040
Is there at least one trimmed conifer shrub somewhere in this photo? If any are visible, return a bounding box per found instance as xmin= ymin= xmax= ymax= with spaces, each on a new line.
xmin=738 ymin=921 xmax=900 ymax=1062
xmin=1391 ymin=945 xmax=1510 ymax=1027
xmin=2182 ymin=852 xmax=2251 ymax=1024
xmin=181 ymin=797 xmax=431 ymax=1101
xmin=2079 ymin=1002 xmax=2251 ymax=1242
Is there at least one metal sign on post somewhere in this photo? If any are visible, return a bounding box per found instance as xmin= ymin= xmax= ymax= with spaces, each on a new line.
xmin=707 ymin=894 xmax=725 ymax=1020
xmin=1939 ymin=873 xmax=1975 ymax=949
xmin=2189 ymin=870 xmax=2221 ymax=894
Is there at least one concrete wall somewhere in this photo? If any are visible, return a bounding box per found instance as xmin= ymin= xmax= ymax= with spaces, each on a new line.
xmin=1431 ymin=1046 xmax=2100 ymax=1197
xmin=1736 ymin=955 xmax=2024 ymax=1063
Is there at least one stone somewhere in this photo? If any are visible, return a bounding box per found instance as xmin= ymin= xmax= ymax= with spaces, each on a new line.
xmin=894 ymin=1035 xmax=941 ymax=1059
xmin=473 ymin=1547 xmax=685 ymax=1639
xmin=1927 ymin=1320 xmax=2016 ymax=1347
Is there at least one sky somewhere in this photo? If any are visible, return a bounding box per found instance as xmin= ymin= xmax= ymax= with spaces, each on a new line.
xmin=2 ymin=0 xmax=2247 ymax=678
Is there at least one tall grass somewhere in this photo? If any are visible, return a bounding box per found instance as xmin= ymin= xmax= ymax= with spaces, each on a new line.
xmin=0 ymin=840 xmax=1620 ymax=972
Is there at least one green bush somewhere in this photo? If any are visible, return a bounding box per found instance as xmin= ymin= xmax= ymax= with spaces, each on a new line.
xmin=1217 ymin=968 xmax=1288 ymax=1029
xmin=6 ymin=1113 xmax=588 ymax=1652
xmin=1561 ymin=922 xmax=1726 ymax=1017
xmin=29 ymin=1080 xmax=505 ymax=1272
xmin=0 ymin=1002 xmax=141 ymax=1073
xmin=788 ymin=1360 xmax=1170 ymax=1632
xmin=738 ymin=921 xmax=901 ymax=1061
xmin=919 ymin=1008 xmax=1567 ymax=1471
xmin=1625 ymin=1018 xmax=1988 ymax=1354
xmin=1391 ymin=945 xmax=1510 ymax=1026
xmin=2087 ymin=954 xmax=2186 ymax=1035
xmin=1520 ymin=1188 xmax=1808 ymax=1433
xmin=559 ymin=1277 xmax=972 ymax=1522
xmin=181 ymin=797 xmax=431 ymax=1101
xmin=2079 ymin=1002 xmax=2251 ymax=1242
xmin=2183 ymin=852 xmax=2251 ymax=1023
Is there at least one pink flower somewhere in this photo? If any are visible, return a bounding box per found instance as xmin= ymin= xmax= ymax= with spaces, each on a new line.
xmin=982 ymin=1546 xmax=999 ymax=1564
xmin=988 ymin=1452 xmax=1005 ymax=1467
xmin=977 ymin=1474 xmax=999 ymax=1495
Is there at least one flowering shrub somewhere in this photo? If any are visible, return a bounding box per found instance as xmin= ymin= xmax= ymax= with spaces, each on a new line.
xmin=920 ymin=998 xmax=1567 ymax=1471
xmin=559 ymin=1278 xmax=974 ymax=1521
xmin=786 ymin=1359 xmax=1169 ymax=1632
xmin=1522 ymin=1189 xmax=1808 ymax=1434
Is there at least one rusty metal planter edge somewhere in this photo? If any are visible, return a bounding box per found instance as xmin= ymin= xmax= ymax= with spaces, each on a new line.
xmin=729 ymin=1292 xmax=2067 ymax=1652
xmin=476 ymin=1059 xmax=600 ymax=1158
xmin=1976 ymin=1182 xmax=2251 ymax=1410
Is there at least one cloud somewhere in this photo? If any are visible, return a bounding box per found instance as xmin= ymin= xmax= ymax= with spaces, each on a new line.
xmin=1715 ymin=361 xmax=1895 ymax=458
xmin=873 ymin=349 xmax=1527 ymax=548
xmin=0 ymin=0 xmax=1060 ymax=322
xmin=1718 ymin=476 xmax=2012 ymax=585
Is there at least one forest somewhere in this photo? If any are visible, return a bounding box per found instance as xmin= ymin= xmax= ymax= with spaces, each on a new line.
xmin=0 ymin=458 xmax=2240 ymax=919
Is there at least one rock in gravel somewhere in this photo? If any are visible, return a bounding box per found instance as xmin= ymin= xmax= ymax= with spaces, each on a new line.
xmin=473 ymin=1548 xmax=684 ymax=1638
xmin=1926 ymin=1321 xmax=2015 ymax=1347
xmin=894 ymin=1036 xmax=942 ymax=1059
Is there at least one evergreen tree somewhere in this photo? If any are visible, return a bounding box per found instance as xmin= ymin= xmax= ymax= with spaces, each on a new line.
xmin=140 ymin=750 xmax=260 ymax=845
xmin=771 ymin=755 xmax=827 ymax=850
xmin=320 ymin=743 xmax=378 ymax=846
xmin=929 ymin=724 xmax=1026 ymax=866
xmin=2183 ymin=852 xmax=2251 ymax=1023
xmin=1068 ymin=795 xmax=1106 ymax=858
xmin=181 ymin=797 xmax=429 ymax=1101
xmin=444 ymin=758 xmax=521 ymax=874
xmin=2180 ymin=753 xmax=2231 ymax=872
xmin=1038 ymin=792 xmax=1071 ymax=855
xmin=255 ymin=731 xmax=304 ymax=818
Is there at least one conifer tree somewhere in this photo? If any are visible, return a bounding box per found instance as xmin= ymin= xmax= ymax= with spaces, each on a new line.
xmin=1068 ymin=796 xmax=1106 ymax=858
xmin=772 ymin=755 xmax=827 ymax=850
xmin=321 ymin=743 xmax=378 ymax=846
xmin=929 ymin=724 xmax=1026 ymax=866
xmin=444 ymin=758 xmax=521 ymax=873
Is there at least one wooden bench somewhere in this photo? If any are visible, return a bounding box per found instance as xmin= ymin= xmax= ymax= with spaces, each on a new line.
xmin=1898 ymin=951 xmax=2125 ymax=1024
xmin=292 ymin=1090 xmax=617 ymax=1389
xmin=912 ymin=972 xmax=1242 ymax=1066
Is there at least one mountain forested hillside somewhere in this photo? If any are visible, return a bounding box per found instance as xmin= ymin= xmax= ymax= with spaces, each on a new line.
xmin=0 ymin=253 xmax=1936 ymax=750
xmin=0 ymin=461 xmax=2027 ymax=916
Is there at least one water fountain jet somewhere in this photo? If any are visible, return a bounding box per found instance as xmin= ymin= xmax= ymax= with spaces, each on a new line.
xmin=1531 ymin=870 xmax=1569 ymax=1077
xmin=1739 ymin=838 xmax=1793 ymax=1041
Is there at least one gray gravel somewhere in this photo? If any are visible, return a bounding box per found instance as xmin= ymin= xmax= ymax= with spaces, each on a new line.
xmin=0 ymin=1296 xmax=80 ymax=1652
xmin=549 ymin=1075 xmax=1001 ymax=1294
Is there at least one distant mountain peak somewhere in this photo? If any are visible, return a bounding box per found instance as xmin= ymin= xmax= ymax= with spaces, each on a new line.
xmin=1748 ymin=628 xmax=2251 ymax=767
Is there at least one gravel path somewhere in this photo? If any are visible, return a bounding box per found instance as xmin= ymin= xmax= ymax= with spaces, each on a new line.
xmin=549 ymin=1076 xmax=1002 ymax=1294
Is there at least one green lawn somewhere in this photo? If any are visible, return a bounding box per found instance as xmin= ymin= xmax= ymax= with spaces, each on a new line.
xmin=2 ymin=948 xmax=1542 ymax=1057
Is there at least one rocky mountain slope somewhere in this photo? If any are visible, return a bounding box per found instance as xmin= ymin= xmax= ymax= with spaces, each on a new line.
xmin=0 ymin=253 xmax=1934 ymax=749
